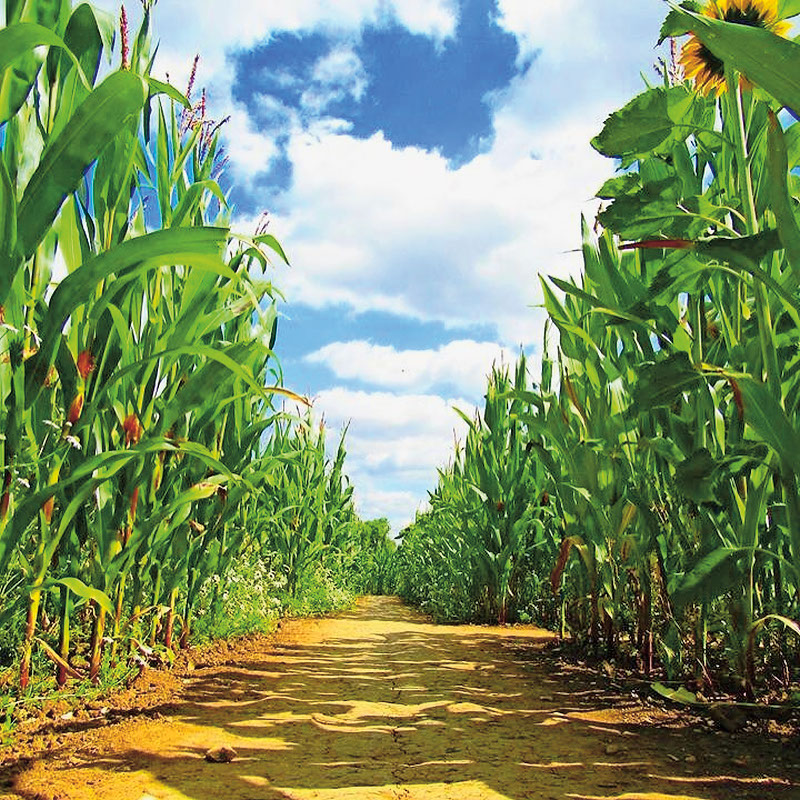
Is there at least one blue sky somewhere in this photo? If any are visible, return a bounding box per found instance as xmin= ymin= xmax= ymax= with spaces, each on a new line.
xmin=99 ymin=0 xmax=670 ymax=532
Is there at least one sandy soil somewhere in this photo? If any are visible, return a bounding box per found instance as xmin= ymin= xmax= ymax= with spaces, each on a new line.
xmin=1 ymin=596 xmax=798 ymax=800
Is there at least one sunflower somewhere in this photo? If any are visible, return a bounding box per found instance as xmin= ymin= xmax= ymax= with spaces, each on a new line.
xmin=680 ymin=0 xmax=790 ymax=96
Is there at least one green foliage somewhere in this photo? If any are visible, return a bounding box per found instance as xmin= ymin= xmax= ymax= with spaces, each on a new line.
xmin=398 ymin=6 xmax=800 ymax=697
xmin=0 ymin=0 xmax=373 ymax=704
xmin=396 ymin=358 xmax=552 ymax=624
xmin=192 ymin=554 xmax=284 ymax=642
xmin=341 ymin=518 xmax=397 ymax=595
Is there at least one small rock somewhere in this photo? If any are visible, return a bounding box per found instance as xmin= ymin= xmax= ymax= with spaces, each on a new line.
xmin=709 ymin=703 xmax=747 ymax=733
xmin=732 ymin=755 xmax=750 ymax=767
xmin=539 ymin=695 xmax=554 ymax=702
xmin=205 ymin=746 xmax=237 ymax=763
xmin=685 ymin=754 xmax=697 ymax=764
xmin=604 ymin=743 xmax=622 ymax=755
xmin=59 ymin=711 xmax=74 ymax=721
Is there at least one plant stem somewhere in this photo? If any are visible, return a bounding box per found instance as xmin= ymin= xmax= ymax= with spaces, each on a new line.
xmin=56 ymin=585 xmax=70 ymax=688
xmin=19 ymin=588 xmax=41 ymax=690
xmin=725 ymin=71 xmax=780 ymax=397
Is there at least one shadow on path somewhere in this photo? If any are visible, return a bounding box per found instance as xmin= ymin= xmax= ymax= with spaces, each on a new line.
xmin=11 ymin=596 xmax=800 ymax=800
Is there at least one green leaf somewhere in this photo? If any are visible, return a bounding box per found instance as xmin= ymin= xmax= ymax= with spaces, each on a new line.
xmin=48 ymin=6 xmax=105 ymax=139
xmin=16 ymin=70 xmax=147 ymax=264
xmin=695 ymin=229 xmax=783 ymax=264
xmin=596 ymin=173 xmax=640 ymax=199
xmin=730 ymin=374 xmax=800 ymax=476
xmin=171 ymin=180 xmax=228 ymax=228
xmin=651 ymin=681 xmax=701 ymax=706
xmin=658 ymin=2 xmax=703 ymax=44
xmin=598 ymin=195 xmax=716 ymax=241
xmin=672 ymin=547 xmax=745 ymax=606
xmin=24 ymin=226 xmax=231 ymax=403
xmin=675 ymin=449 xmax=717 ymax=504
xmin=765 ymin=113 xmax=800 ymax=288
xmin=47 ymin=577 xmax=114 ymax=615
xmin=254 ymin=233 xmax=290 ymax=265
xmin=642 ymin=436 xmax=686 ymax=465
xmin=592 ymin=88 xmax=675 ymax=157
xmin=0 ymin=23 xmax=91 ymax=127
xmin=0 ymin=158 xmax=18 ymax=275
xmin=146 ymin=76 xmax=190 ymax=108
xmin=0 ymin=22 xmax=88 ymax=80
xmin=778 ymin=0 xmax=800 ymax=20
xmin=62 ymin=3 xmax=104 ymax=83
xmin=751 ymin=613 xmax=800 ymax=640
xmin=632 ymin=352 xmax=704 ymax=409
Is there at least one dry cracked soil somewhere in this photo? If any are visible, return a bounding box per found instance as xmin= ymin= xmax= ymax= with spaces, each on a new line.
xmin=1 ymin=595 xmax=799 ymax=800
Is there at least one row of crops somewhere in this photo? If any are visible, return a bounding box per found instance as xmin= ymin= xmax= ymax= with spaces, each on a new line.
xmin=395 ymin=1 xmax=800 ymax=697
xmin=0 ymin=0 xmax=391 ymax=701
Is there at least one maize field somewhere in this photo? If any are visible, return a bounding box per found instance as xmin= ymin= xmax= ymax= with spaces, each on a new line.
xmin=0 ymin=0 xmax=393 ymax=714
xmin=395 ymin=1 xmax=800 ymax=702
xmin=3 ymin=0 xmax=800 ymax=732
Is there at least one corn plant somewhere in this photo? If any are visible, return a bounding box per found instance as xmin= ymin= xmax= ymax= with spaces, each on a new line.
xmin=398 ymin=0 xmax=800 ymax=697
xmin=0 ymin=0 xmax=368 ymax=695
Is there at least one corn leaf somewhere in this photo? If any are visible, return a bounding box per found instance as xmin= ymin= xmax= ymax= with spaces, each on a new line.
xmin=46 ymin=577 xmax=114 ymax=615
xmin=24 ymin=226 xmax=230 ymax=403
xmin=16 ymin=70 xmax=147 ymax=263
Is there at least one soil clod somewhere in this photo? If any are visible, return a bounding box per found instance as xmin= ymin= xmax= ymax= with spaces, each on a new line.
xmin=204 ymin=745 xmax=238 ymax=763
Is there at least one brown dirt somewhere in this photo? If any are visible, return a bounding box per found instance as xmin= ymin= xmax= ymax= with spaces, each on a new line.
xmin=1 ymin=596 xmax=798 ymax=800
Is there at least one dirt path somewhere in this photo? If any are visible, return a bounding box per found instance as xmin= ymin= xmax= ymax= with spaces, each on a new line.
xmin=2 ymin=596 xmax=798 ymax=800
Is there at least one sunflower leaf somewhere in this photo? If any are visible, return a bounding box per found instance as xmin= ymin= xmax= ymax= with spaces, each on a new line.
xmin=778 ymin=0 xmax=800 ymax=20
xmin=631 ymin=351 xmax=704 ymax=410
xmin=592 ymin=88 xmax=674 ymax=157
xmin=659 ymin=2 xmax=704 ymax=44
xmin=591 ymin=85 xmax=708 ymax=162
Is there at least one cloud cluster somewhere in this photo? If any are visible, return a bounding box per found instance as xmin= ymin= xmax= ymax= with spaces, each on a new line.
xmin=301 ymin=45 xmax=368 ymax=114
xmin=311 ymin=387 xmax=473 ymax=529
xmin=103 ymin=0 xmax=457 ymax=75
xmin=305 ymin=339 xmax=520 ymax=396
xmin=268 ymin=122 xmax=610 ymax=345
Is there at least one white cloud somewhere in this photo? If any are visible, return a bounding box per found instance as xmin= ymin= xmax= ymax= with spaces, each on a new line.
xmin=268 ymin=120 xmax=610 ymax=345
xmin=299 ymin=47 xmax=369 ymax=115
xmin=496 ymin=0 xmax=586 ymax=63
xmin=312 ymin=46 xmax=368 ymax=98
xmin=390 ymin=0 xmax=458 ymax=44
xmin=350 ymin=485 xmax=424 ymax=532
xmin=312 ymin=387 xmax=473 ymax=532
xmin=305 ymin=339 xmax=519 ymax=396
xmin=315 ymin=388 xmax=469 ymax=437
xmin=222 ymin=106 xmax=280 ymax=181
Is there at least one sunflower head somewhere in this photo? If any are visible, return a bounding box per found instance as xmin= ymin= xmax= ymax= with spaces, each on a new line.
xmin=680 ymin=0 xmax=790 ymax=96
